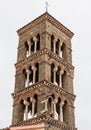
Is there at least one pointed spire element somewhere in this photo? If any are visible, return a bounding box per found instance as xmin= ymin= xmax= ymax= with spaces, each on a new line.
xmin=45 ymin=1 xmax=49 ymax=12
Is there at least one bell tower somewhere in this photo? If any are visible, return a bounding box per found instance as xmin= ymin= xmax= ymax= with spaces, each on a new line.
xmin=11 ymin=12 xmax=77 ymax=130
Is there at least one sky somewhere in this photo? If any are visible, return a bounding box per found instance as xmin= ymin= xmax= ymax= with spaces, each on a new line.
xmin=0 ymin=0 xmax=91 ymax=129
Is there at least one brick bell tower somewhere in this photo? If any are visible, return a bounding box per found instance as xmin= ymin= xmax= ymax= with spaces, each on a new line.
xmin=10 ymin=12 xmax=77 ymax=130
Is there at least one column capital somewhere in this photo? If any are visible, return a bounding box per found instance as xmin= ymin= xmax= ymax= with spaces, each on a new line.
xmin=60 ymin=69 xmax=64 ymax=75
xmin=54 ymin=67 xmax=58 ymax=72
xmin=53 ymin=99 xmax=58 ymax=103
xmin=32 ymin=99 xmax=36 ymax=103
xmin=23 ymin=100 xmax=30 ymax=106
xmin=33 ymin=37 xmax=38 ymax=43
xmin=30 ymin=97 xmax=36 ymax=103
xmin=32 ymin=65 xmax=37 ymax=71
xmin=27 ymin=40 xmax=30 ymax=45
xmin=26 ymin=69 xmax=31 ymax=74
xmin=60 ymin=101 xmax=64 ymax=107
xmin=54 ymin=38 xmax=58 ymax=43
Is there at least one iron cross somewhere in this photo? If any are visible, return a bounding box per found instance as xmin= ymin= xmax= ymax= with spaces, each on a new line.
xmin=45 ymin=1 xmax=49 ymax=12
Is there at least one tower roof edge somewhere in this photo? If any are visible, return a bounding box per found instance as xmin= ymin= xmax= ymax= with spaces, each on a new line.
xmin=17 ymin=12 xmax=74 ymax=38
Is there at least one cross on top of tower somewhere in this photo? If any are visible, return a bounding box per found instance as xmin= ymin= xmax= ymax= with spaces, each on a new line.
xmin=45 ymin=1 xmax=49 ymax=12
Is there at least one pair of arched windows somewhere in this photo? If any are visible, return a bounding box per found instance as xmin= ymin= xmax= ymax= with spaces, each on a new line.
xmin=25 ymin=34 xmax=40 ymax=57
xmin=47 ymin=95 xmax=67 ymax=122
xmin=51 ymin=63 xmax=66 ymax=87
xmin=20 ymin=94 xmax=38 ymax=120
xmin=51 ymin=35 xmax=66 ymax=58
xmin=23 ymin=63 xmax=39 ymax=87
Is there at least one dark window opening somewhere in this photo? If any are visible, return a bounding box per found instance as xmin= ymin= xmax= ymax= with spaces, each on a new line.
xmin=56 ymin=39 xmax=60 ymax=55
xmin=31 ymin=38 xmax=34 ymax=53
xmin=29 ymin=66 xmax=33 ymax=85
xmin=51 ymin=63 xmax=55 ymax=83
xmin=62 ymin=71 xmax=66 ymax=88
xmin=51 ymin=35 xmax=54 ymax=52
xmin=56 ymin=67 xmax=60 ymax=86
xmin=36 ymin=34 xmax=40 ymax=51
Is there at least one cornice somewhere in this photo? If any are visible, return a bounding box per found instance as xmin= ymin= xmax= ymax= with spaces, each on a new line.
xmin=15 ymin=48 xmax=74 ymax=71
xmin=12 ymin=79 xmax=76 ymax=101
xmin=10 ymin=115 xmax=77 ymax=130
xmin=17 ymin=12 xmax=74 ymax=38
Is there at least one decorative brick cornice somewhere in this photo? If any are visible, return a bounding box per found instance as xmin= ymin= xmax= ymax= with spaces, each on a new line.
xmin=15 ymin=48 xmax=74 ymax=74
xmin=10 ymin=115 xmax=77 ymax=130
xmin=17 ymin=12 xmax=74 ymax=38
xmin=12 ymin=79 xmax=76 ymax=101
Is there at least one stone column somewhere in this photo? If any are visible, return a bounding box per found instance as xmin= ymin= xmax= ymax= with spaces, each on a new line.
xmin=33 ymin=37 xmax=38 ymax=53
xmin=53 ymin=67 xmax=58 ymax=85
xmin=53 ymin=39 xmax=57 ymax=53
xmin=59 ymin=101 xmax=64 ymax=122
xmin=59 ymin=42 xmax=63 ymax=57
xmin=32 ymin=99 xmax=36 ymax=117
xmin=59 ymin=70 xmax=64 ymax=88
xmin=23 ymin=100 xmax=30 ymax=120
xmin=25 ymin=69 xmax=31 ymax=87
xmin=32 ymin=65 xmax=37 ymax=84
xmin=28 ymin=40 xmax=31 ymax=56
xmin=53 ymin=99 xmax=57 ymax=119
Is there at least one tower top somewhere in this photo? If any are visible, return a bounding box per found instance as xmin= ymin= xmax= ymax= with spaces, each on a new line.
xmin=17 ymin=12 xmax=74 ymax=38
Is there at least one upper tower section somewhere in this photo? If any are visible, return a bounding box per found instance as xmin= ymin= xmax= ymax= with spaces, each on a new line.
xmin=17 ymin=12 xmax=74 ymax=63
xmin=14 ymin=12 xmax=74 ymax=94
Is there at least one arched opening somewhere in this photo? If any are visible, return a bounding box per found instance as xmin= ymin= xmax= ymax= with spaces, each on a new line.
xmin=56 ymin=67 xmax=60 ymax=86
xmin=20 ymin=100 xmax=25 ymax=121
xmin=20 ymin=99 xmax=30 ymax=121
xmin=29 ymin=66 xmax=33 ymax=85
xmin=36 ymin=34 xmax=40 ymax=51
xmin=33 ymin=94 xmax=38 ymax=117
xmin=51 ymin=63 xmax=55 ymax=83
xmin=31 ymin=38 xmax=34 ymax=53
xmin=61 ymin=43 xmax=66 ymax=59
xmin=25 ymin=41 xmax=29 ymax=57
xmin=56 ymin=39 xmax=60 ymax=55
xmin=63 ymin=100 xmax=67 ymax=122
xmin=51 ymin=35 xmax=54 ymax=52
xmin=26 ymin=97 xmax=32 ymax=119
xmin=48 ymin=97 xmax=53 ymax=117
xmin=56 ymin=98 xmax=61 ymax=120
xmin=35 ymin=63 xmax=39 ymax=83
xmin=62 ymin=71 xmax=66 ymax=88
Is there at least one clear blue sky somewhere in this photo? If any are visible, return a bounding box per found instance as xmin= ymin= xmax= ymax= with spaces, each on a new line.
xmin=0 ymin=0 xmax=91 ymax=130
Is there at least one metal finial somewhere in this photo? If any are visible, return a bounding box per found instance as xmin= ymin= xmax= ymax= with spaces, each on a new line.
xmin=45 ymin=1 xmax=49 ymax=12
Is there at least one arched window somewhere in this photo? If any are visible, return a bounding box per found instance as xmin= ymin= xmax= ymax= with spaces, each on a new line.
xmin=21 ymin=98 xmax=30 ymax=121
xmin=48 ymin=97 xmax=53 ymax=117
xmin=51 ymin=35 xmax=54 ymax=52
xmin=25 ymin=41 xmax=29 ymax=57
xmin=26 ymin=97 xmax=32 ymax=119
xmin=20 ymin=100 xmax=25 ymax=121
xmin=63 ymin=100 xmax=67 ymax=122
xmin=61 ymin=43 xmax=66 ymax=59
xmin=62 ymin=70 xmax=66 ymax=88
xmin=56 ymin=67 xmax=60 ymax=86
xmin=56 ymin=39 xmax=60 ymax=55
xmin=29 ymin=66 xmax=33 ymax=85
xmin=36 ymin=34 xmax=40 ymax=51
xmin=35 ymin=63 xmax=39 ymax=83
xmin=31 ymin=38 xmax=34 ymax=53
xmin=33 ymin=94 xmax=38 ymax=117
xmin=56 ymin=98 xmax=61 ymax=120
xmin=51 ymin=63 xmax=55 ymax=83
